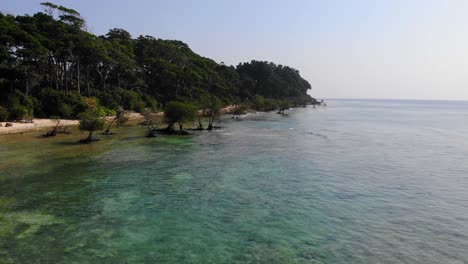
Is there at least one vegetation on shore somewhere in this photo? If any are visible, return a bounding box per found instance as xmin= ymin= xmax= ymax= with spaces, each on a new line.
xmin=0 ymin=3 xmax=316 ymax=120
xmin=0 ymin=2 xmax=321 ymax=141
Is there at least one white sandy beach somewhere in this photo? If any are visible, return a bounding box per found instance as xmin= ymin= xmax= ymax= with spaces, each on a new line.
xmin=0 ymin=108 xmax=238 ymax=135
xmin=0 ymin=119 xmax=80 ymax=135
xmin=0 ymin=112 xmax=144 ymax=135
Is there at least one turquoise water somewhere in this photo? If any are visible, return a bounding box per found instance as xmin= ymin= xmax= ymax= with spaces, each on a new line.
xmin=1 ymin=100 xmax=468 ymax=263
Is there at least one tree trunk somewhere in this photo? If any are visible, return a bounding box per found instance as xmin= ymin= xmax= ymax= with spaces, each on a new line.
xmin=25 ymin=76 xmax=30 ymax=95
xmin=196 ymin=113 xmax=203 ymax=129
xmin=46 ymin=120 xmax=61 ymax=136
xmin=97 ymin=66 xmax=106 ymax=89
xmin=86 ymin=66 xmax=90 ymax=96
xmin=55 ymin=62 xmax=59 ymax=90
xmin=64 ymin=62 xmax=68 ymax=94
xmin=87 ymin=130 xmax=93 ymax=141
xmin=103 ymin=117 xmax=116 ymax=135
xmin=77 ymin=59 xmax=81 ymax=94
xmin=207 ymin=114 xmax=214 ymax=130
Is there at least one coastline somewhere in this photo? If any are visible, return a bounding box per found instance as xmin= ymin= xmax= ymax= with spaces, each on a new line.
xmin=0 ymin=112 xmax=145 ymax=135
xmin=0 ymin=107 xmax=240 ymax=135
xmin=0 ymin=119 xmax=80 ymax=135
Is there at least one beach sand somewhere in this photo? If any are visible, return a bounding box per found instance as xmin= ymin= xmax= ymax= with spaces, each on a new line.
xmin=0 ymin=108 xmax=240 ymax=135
xmin=0 ymin=112 xmax=146 ymax=135
xmin=0 ymin=119 xmax=80 ymax=135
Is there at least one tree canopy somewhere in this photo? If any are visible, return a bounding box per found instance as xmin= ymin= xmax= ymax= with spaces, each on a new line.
xmin=78 ymin=109 xmax=105 ymax=142
xmin=164 ymin=101 xmax=197 ymax=131
xmin=0 ymin=4 xmax=316 ymax=121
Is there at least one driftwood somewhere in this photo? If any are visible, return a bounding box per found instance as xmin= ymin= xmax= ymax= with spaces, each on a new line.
xmin=57 ymin=126 xmax=71 ymax=134
xmin=45 ymin=119 xmax=61 ymax=137
xmin=102 ymin=117 xmax=116 ymax=135
xmin=44 ymin=119 xmax=70 ymax=137
xmin=103 ymin=109 xmax=129 ymax=135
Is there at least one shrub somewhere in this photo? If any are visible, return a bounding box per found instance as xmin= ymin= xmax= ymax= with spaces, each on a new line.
xmin=263 ymin=98 xmax=279 ymax=111
xmin=232 ymin=103 xmax=248 ymax=115
xmin=164 ymin=101 xmax=197 ymax=130
xmin=252 ymin=95 xmax=265 ymax=110
xmin=58 ymin=103 xmax=74 ymax=119
xmin=32 ymin=97 xmax=44 ymax=117
xmin=96 ymin=90 xmax=121 ymax=110
xmin=79 ymin=110 xmax=105 ymax=143
xmin=39 ymin=89 xmax=86 ymax=118
xmin=0 ymin=107 xmax=9 ymax=121
xmin=82 ymin=97 xmax=100 ymax=111
xmin=9 ymin=102 xmax=32 ymax=120
xmin=143 ymin=95 xmax=158 ymax=111
xmin=121 ymin=90 xmax=146 ymax=112
xmin=252 ymin=95 xmax=279 ymax=111
xmin=279 ymin=100 xmax=291 ymax=110
xmin=98 ymin=107 xmax=116 ymax=117
xmin=8 ymin=90 xmax=34 ymax=120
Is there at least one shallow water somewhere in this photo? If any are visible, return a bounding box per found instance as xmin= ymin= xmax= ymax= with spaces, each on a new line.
xmin=1 ymin=100 xmax=468 ymax=263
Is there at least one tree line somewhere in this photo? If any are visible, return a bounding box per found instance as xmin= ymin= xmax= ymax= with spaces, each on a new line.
xmin=0 ymin=2 xmax=316 ymax=122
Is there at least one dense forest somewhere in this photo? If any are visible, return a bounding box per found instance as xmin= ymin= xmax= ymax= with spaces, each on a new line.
xmin=0 ymin=3 xmax=316 ymax=122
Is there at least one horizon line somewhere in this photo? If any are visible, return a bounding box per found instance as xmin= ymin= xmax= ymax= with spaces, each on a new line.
xmin=321 ymin=97 xmax=468 ymax=102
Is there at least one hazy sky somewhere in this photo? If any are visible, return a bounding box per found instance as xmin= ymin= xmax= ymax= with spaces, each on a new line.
xmin=2 ymin=0 xmax=468 ymax=100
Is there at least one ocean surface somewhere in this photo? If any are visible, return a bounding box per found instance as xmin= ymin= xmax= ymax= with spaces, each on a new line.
xmin=1 ymin=99 xmax=468 ymax=263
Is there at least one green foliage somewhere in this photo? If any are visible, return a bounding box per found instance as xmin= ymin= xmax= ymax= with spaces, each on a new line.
xmin=208 ymin=96 xmax=223 ymax=114
xmin=252 ymin=95 xmax=265 ymax=110
xmin=9 ymin=104 xmax=30 ymax=120
xmin=143 ymin=95 xmax=158 ymax=111
xmin=7 ymin=90 xmax=34 ymax=120
xmin=58 ymin=103 xmax=73 ymax=118
xmin=116 ymin=108 xmax=129 ymax=126
xmin=279 ymin=100 xmax=291 ymax=111
xmin=164 ymin=101 xmax=197 ymax=127
xmin=234 ymin=104 xmax=248 ymax=115
xmin=198 ymin=94 xmax=222 ymax=115
xmin=252 ymin=95 xmax=288 ymax=111
xmin=78 ymin=110 xmax=105 ymax=133
xmin=252 ymin=95 xmax=277 ymax=111
xmin=142 ymin=108 xmax=159 ymax=136
xmin=0 ymin=106 xmax=9 ymax=121
xmin=102 ymin=107 xmax=116 ymax=117
xmin=38 ymin=89 xmax=95 ymax=118
xmin=121 ymin=90 xmax=146 ymax=112
xmin=0 ymin=5 xmax=315 ymax=118
xmin=236 ymin=61 xmax=312 ymax=101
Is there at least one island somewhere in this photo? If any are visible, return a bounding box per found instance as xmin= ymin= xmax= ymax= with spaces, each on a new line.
xmin=0 ymin=2 xmax=318 ymax=139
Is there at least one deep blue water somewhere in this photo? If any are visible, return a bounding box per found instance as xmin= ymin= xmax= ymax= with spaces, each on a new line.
xmin=1 ymin=99 xmax=468 ymax=263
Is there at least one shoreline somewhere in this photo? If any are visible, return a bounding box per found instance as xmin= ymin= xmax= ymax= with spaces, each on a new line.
xmin=0 ymin=112 xmax=145 ymax=135
xmin=0 ymin=119 xmax=80 ymax=135
xmin=0 ymin=107 xmax=240 ymax=135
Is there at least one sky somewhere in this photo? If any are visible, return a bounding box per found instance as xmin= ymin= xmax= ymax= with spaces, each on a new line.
xmin=2 ymin=0 xmax=468 ymax=100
